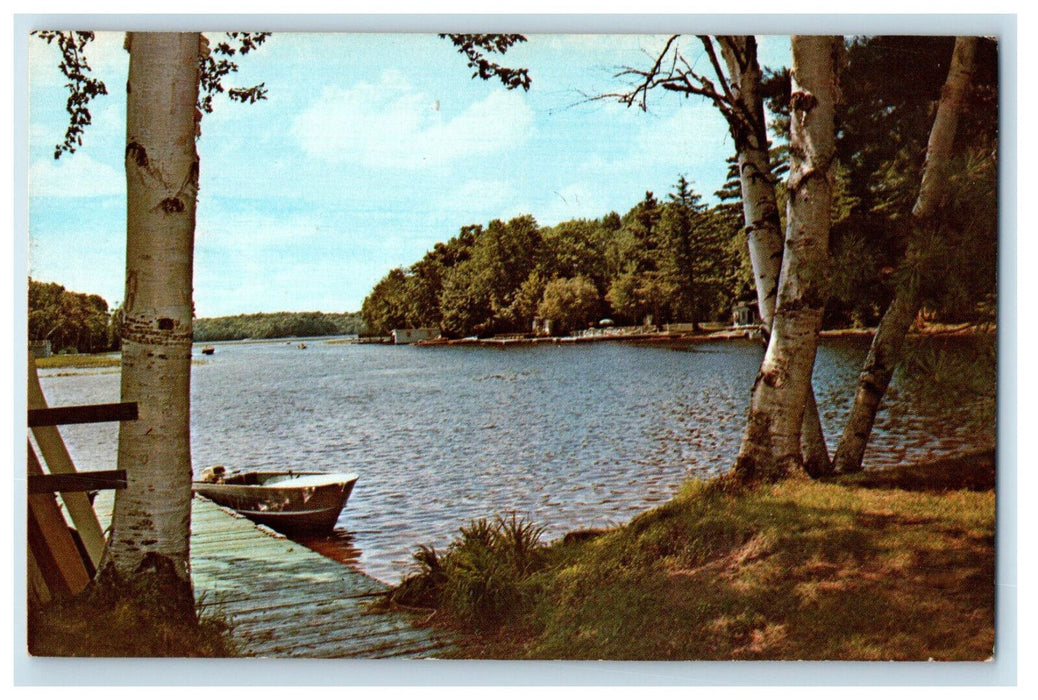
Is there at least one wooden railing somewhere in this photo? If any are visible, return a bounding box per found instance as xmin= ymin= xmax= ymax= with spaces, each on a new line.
xmin=27 ymin=354 xmax=134 ymax=605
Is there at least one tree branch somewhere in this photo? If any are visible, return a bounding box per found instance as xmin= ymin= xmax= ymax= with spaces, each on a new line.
xmin=697 ymin=35 xmax=739 ymax=109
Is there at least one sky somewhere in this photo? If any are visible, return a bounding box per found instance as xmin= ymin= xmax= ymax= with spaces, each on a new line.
xmin=29 ymin=32 xmax=792 ymax=317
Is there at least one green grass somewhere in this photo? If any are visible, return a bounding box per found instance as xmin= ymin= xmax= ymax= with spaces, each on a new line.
xmin=35 ymin=353 xmax=209 ymax=372
xmin=393 ymin=452 xmax=995 ymax=661
xmin=35 ymin=353 xmax=121 ymax=369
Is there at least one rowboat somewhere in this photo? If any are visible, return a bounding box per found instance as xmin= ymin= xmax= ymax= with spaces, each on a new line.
xmin=201 ymin=346 xmax=215 ymax=355
xmin=193 ymin=467 xmax=358 ymax=535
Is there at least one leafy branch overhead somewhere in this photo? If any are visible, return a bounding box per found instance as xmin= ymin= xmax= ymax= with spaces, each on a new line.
xmin=440 ymin=34 xmax=532 ymax=91
xmin=198 ymin=32 xmax=271 ymax=114
xmin=33 ymin=30 xmax=271 ymax=158
xmin=34 ymin=31 xmax=109 ymax=160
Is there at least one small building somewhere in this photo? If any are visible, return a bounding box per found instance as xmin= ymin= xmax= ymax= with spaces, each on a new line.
xmin=391 ymin=328 xmax=440 ymax=345
xmin=532 ymin=317 xmax=553 ymax=336
xmin=29 ymin=340 xmax=52 ymax=358
xmin=732 ymin=301 xmax=760 ymax=327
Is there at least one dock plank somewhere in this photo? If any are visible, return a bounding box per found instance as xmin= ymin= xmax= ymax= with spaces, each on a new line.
xmin=92 ymin=493 xmax=454 ymax=658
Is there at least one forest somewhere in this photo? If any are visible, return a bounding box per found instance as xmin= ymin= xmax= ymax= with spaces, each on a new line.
xmin=362 ymin=36 xmax=998 ymax=340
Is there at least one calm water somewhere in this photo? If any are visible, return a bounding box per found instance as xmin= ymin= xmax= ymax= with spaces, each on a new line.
xmin=39 ymin=337 xmax=993 ymax=583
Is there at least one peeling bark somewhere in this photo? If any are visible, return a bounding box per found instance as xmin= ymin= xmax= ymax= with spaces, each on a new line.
xmin=103 ymin=32 xmax=200 ymax=606
xmin=732 ymin=36 xmax=841 ymax=483
xmin=719 ymin=37 xmax=832 ymax=477
xmin=834 ymin=37 xmax=979 ymax=473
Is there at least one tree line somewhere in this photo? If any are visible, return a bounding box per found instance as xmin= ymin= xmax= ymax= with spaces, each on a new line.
xmin=29 ymin=278 xmax=368 ymax=351
xmin=362 ymin=177 xmax=754 ymax=337
xmin=193 ymin=311 xmax=366 ymax=341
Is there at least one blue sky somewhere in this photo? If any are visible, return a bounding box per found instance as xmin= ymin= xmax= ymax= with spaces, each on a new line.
xmin=28 ymin=32 xmax=792 ymax=317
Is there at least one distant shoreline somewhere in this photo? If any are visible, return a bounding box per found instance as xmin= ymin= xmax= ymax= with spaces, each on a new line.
xmin=32 ymin=322 xmax=993 ymax=369
xmin=417 ymin=322 xmax=993 ymax=348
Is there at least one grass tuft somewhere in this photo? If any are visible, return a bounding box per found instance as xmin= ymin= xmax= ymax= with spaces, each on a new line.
xmin=388 ymin=514 xmax=548 ymax=630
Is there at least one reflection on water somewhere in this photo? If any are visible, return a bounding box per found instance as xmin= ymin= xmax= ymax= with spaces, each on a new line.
xmin=293 ymin=527 xmax=364 ymax=568
xmin=39 ymin=336 xmax=994 ymax=584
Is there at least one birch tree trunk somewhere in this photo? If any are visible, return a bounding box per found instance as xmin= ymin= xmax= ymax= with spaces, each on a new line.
xmin=101 ymin=32 xmax=201 ymax=614
xmin=719 ymin=36 xmax=832 ymax=478
xmin=731 ymin=36 xmax=840 ymax=483
xmin=833 ymin=36 xmax=978 ymax=473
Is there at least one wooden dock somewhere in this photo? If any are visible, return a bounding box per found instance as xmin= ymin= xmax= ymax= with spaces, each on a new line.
xmin=95 ymin=494 xmax=455 ymax=658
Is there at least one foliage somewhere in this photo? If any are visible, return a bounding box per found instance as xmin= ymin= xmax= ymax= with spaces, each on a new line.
xmin=434 ymin=216 xmax=545 ymax=337
xmin=28 ymin=278 xmax=115 ymax=354
xmin=440 ymin=34 xmax=531 ymax=91
xmin=27 ymin=279 xmax=365 ymax=348
xmin=198 ymin=32 xmax=271 ymax=115
xmin=537 ymin=276 xmax=601 ymax=334
xmin=363 ymin=180 xmax=746 ymax=337
xmin=823 ymin=36 xmax=999 ymax=327
xmin=193 ymin=310 xmax=366 ymax=341
xmin=896 ymin=333 xmax=997 ymax=430
xmin=389 ymin=514 xmax=548 ymax=630
xmin=35 ymin=353 xmax=121 ymax=370
xmin=34 ymin=30 xmax=270 ymax=157
xmin=360 ymin=268 xmax=411 ymax=336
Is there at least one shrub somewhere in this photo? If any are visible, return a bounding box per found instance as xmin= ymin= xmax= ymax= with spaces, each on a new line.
xmin=389 ymin=514 xmax=548 ymax=629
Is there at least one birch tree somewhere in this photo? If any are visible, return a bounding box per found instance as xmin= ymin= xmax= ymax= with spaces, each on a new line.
xmin=605 ymin=35 xmax=832 ymax=476
xmin=833 ymin=37 xmax=980 ymax=473
xmin=36 ymin=30 xmax=268 ymax=615
xmin=731 ymin=36 xmax=841 ymax=482
xmin=90 ymin=32 xmax=202 ymax=612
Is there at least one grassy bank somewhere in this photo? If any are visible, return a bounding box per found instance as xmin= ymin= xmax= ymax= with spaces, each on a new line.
xmin=388 ymin=451 xmax=995 ymax=660
xmin=35 ymin=353 xmax=212 ymax=373
xmin=35 ymin=353 xmax=121 ymax=370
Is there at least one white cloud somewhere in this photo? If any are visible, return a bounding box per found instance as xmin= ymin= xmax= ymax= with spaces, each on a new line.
xmin=28 ymin=153 xmax=123 ymax=198
xmin=290 ymin=70 xmax=535 ymax=169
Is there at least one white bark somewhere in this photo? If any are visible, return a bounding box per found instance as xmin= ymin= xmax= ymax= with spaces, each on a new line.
xmin=733 ymin=36 xmax=840 ymax=482
xmin=106 ymin=33 xmax=200 ymax=596
xmin=718 ymin=37 xmax=784 ymax=326
xmin=834 ymin=36 xmax=979 ymax=473
xmin=719 ymin=36 xmax=832 ymax=477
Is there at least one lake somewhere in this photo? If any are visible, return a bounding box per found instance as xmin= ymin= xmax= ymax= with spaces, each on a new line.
xmin=38 ymin=336 xmax=994 ymax=583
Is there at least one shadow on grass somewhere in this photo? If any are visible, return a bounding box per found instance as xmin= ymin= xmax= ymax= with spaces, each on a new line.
xmin=830 ymin=449 xmax=995 ymax=492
